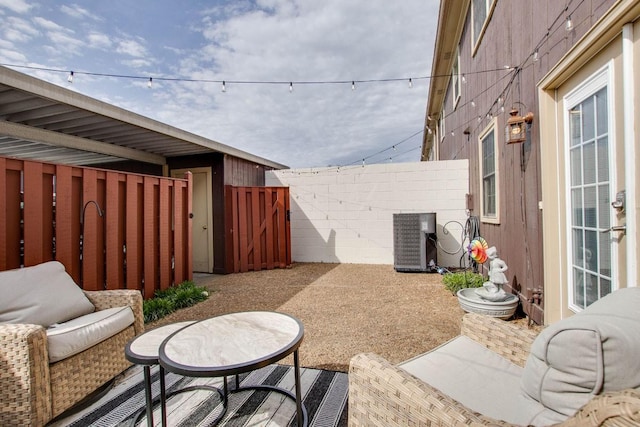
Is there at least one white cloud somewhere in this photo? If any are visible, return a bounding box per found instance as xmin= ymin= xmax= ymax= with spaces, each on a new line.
xmin=33 ymin=16 xmax=68 ymax=32
xmin=0 ymin=0 xmax=33 ymax=14
xmin=0 ymin=48 xmax=27 ymax=63
xmin=116 ymin=39 xmax=148 ymax=57
xmin=60 ymin=4 xmax=100 ymax=21
xmin=47 ymin=30 xmax=84 ymax=54
xmin=121 ymin=58 xmax=152 ymax=69
xmin=87 ymin=31 xmax=112 ymax=50
xmin=3 ymin=16 xmax=39 ymax=42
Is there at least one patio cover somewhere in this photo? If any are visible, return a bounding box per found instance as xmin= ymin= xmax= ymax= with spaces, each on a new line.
xmin=0 ymin=65 xmax=286 ymax=169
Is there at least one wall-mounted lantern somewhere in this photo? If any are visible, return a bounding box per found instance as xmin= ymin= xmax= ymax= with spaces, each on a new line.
xmin=505 ymin=108 xmax=534 ymax=144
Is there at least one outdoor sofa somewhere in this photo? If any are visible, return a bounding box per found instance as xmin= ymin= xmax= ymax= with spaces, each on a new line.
xmin=349 ymin=287 xmax=640 ymax=426
xmin=0 ymin=261 xmax=144 ymax=426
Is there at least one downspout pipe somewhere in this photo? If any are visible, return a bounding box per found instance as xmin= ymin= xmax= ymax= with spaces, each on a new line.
xmin=622 ymin=23 xmax=637 ymax=286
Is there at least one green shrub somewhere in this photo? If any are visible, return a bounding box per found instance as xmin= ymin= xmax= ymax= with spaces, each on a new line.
xmin=143 ymin=280 xmax=209 ymax=323
xmin=442 ymin=271 xmax=484 ymax=294
xmin=143 ymin=298 xmax=174 ymax=323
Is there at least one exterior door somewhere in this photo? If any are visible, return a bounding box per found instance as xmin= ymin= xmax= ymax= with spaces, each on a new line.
xmin=564 ymin=66 xmax=616 ymax=311
xmin=172 ymin=168 xmax=213 ymax=273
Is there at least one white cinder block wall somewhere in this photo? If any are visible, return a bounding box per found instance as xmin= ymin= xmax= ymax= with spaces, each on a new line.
xmin=266 ymin=160 xmax=469 ymax=268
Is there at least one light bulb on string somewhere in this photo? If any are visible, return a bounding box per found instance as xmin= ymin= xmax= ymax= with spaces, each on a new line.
xmin=500 ymin=105 xmax=505 ymax=113
xmin=147 ymin=77 xmax=152 ymax=89
xmin=289 ymin=82 xmax=293 ymax=93
xmin=461 ymin=74 xmax=467 ymax=84
xmin=471 ymin=100 xmax=476 ymax=107
xmin=477 ymin=115 xmax=482 ymax=123
xmin=351 ymin=81 xmax=355 ymax=91
xmin=408 ymin=78 xmax=413 ymax=88
xmin=533 ymin=49 xmax=539 ymax=62
xmin=222 ymin=81 xmax=226 ymax=92
xmin=67 ymin=71 xmax=74 ymax=83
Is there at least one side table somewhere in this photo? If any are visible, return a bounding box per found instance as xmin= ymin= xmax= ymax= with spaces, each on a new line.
xmin=124 ymin=321 xmax=224 ymax=426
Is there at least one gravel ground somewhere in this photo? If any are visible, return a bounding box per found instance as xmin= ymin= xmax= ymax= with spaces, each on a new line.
xmin=147 ymin=263 xmax=465 ymax=372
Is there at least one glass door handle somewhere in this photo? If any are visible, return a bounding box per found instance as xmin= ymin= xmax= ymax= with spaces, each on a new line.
xmin=602 ymin=225 xmax=626 ymax=233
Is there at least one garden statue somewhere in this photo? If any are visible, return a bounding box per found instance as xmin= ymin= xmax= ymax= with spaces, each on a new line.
xmin=475 ymin=246 xmax=510 ymax=302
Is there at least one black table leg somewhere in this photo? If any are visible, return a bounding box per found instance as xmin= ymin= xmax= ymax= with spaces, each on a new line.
xmin=159 ymin=365 xmax=167 ymax=426
xmin=294 ymin=350 xmax=303 ymax=427
xmin=143 ymin=366 xmax=154 ymax=427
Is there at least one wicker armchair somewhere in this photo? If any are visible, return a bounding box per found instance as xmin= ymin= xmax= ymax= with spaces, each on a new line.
xmin=0 ymin=289 xmax=144 ymax=427
xmin=349 ymin=312 xmax=640 ymax=426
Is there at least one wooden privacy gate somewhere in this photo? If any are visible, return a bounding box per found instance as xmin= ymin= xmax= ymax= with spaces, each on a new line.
xmin=225 ymin=186 xmax=291 ymax=273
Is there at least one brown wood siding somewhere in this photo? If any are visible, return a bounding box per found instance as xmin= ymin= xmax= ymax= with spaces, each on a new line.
xmin=436 ymin=0 xmax=615 ymax=324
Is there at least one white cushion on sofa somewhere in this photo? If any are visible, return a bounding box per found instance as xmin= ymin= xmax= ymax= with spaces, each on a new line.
xmin=0 ymin=261 xmax=95 ymax=327
xmin=521 ymin=287 xmax=640 ymax=417
xmin=47 ymin=306 xmax=134 ymax=363
xmin=399 ymin=335 xmax=566 ymax=426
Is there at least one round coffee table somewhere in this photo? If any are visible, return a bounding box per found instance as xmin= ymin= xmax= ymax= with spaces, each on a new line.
xmin=159 ymin=311 xmax=307 ymax=427
xmin=125 ymin=321 xmax=224 ymax=426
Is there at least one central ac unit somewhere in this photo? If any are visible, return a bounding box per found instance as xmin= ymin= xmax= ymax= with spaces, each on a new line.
xmin=393 ymin=213 xmax=437 ymax=272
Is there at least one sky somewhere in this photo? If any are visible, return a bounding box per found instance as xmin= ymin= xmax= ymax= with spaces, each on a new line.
xmin=0 ymin=0 xmax=439 ymax=168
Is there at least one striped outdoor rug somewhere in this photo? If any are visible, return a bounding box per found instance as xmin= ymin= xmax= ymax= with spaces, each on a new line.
xmin=50 ymin=364 xmax=348 ymax=426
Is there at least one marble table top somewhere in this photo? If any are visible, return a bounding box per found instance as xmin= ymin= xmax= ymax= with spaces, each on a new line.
xmin=159 ymin=311 xmax=304 ymax=377
xmin=125 ymin=321 xmax=195 ymax=365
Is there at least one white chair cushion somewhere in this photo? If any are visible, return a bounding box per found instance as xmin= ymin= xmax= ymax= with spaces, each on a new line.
xmin=522 ymin=287 xmax=640 ymax=417
xmin=0 ymin=261 xmax=95 ymax=327
xmin=47 ymin=306 xmax=134 ymax=363
xmin=399 ymin=335 xmax=566 ymax=426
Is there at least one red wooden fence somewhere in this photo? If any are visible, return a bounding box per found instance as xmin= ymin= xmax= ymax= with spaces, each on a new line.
xmin=225 ymin=186 xmax=291 ymax=273
xmin=0 ymin=156 xmax=192 ymax=298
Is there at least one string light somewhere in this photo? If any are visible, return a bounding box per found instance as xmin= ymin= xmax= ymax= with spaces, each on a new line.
xmin=67 ymin=71 xmax=74 ymax=83
xmin=533 ymin=49 xmax=539 ymax=62
xmin=471 ymin=100 xmax=476 ymax=107
xmin=1 ymin=62 xmax=517 ymax=92
xmin=351 ymin=81 xmax=355 ymax=91
xmin=565 ymin=15 xmax=573 ymax=31
xmin=461 ymin=74 xmax=467 ymax=84
xmin=147 ymin=77 xmax=152 ymax=88
xmin=221 ymin=81 xmax=226 ymax=92
xmin=289 ymin=82 xmax=293 ymax=93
